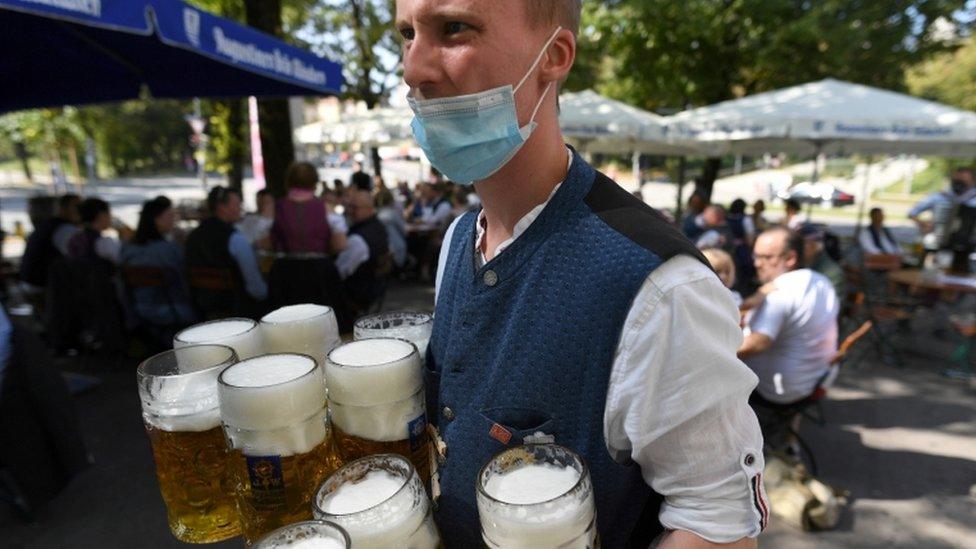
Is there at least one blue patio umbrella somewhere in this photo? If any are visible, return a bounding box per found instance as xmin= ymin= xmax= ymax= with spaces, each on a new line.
xmin=0 ymin=0 xmax=344 ymax=112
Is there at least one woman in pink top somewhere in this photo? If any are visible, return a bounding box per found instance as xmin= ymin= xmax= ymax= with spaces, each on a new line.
xmin=272 ymin=162 xmax=341 ymax=254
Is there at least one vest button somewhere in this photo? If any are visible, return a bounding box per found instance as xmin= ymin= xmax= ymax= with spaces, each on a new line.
xmin=442 ymin=406 xmax=455 ymax=421
xmin=483 ymin=270 xmax=498 ymax=287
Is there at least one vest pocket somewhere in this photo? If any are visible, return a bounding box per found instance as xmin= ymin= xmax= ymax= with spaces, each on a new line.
xmin=478 ymin=406 xmax=555 ymax=441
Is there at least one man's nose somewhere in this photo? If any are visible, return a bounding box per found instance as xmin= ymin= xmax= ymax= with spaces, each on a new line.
xmin=402 ymin=34 xmax=440 ymax=95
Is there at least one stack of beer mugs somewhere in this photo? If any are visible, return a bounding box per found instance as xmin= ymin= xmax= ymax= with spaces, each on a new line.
xmin=139 ymin=308 xmax=595 ymax=548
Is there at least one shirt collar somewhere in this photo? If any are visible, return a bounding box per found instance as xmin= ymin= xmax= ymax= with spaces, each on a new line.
xmin=475 ymin=147 xmax=574 ymax=261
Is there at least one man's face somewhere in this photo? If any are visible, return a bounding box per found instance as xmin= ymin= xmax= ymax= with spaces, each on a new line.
xmin=219 ymin=194 xmax=243 ymax=223
xmin=397 ymin=0 xmax=549 ymax=120
xmin=870 ymin=210 xmax=884 ymax=226
xmin=703 ymin=207 xmax=724 ymax=227
xmin=93 ymin=210 xmax=112 ymax=232
xmin=754 ymin=232 xmax=795 ymax=283
xmin=63 ymin=199 xmax=82 ymax=223
xmin=951 ymin=169 xmax=974 ymax=194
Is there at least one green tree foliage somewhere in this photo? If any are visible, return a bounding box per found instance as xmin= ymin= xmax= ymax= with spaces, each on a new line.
xmin=80 ymin=100 xmax=192 ymax=175
xmin=908 ymin=34 xmax=976 ymax=112
xmin=300 ymin=0 xmax=399 ymax=109
xmin=573 ymin=0 xmax=969 ymax=199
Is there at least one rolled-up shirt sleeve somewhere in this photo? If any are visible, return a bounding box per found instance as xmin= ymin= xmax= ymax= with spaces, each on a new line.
xmin=604 ymin=256 xmax=768 ymax=543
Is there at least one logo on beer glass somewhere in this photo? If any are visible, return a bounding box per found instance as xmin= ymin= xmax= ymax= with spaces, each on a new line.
xmin=408 ymin=413 xmax=427 ymax=451
xmin=183 ymin=8 xmax=201 ymax=46
xmin=247 ymin=455 xmax=286 ymax=510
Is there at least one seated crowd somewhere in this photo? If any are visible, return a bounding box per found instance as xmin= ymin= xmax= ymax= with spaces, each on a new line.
xmin=683 ymin=192 xmax=904 ymax=454
xmin=16 ymin=161 xmax=473 ymax=354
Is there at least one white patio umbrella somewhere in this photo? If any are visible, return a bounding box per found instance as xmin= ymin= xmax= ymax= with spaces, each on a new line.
xmin=295 ymin=106 xmax=415 ymax=146
xmin=667 ymin=78 xmax=976 ymax=160
xmin=667 ymin=78 xmax=976 ymax=226
xmin=559 ymin=89 xmax=697 ymax=184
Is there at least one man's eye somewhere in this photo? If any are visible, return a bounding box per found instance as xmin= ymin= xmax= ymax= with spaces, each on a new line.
xmin=445 ymin=22 xmax=469 ymax=35
xmin=399 ymin=27 xmax=415 ymax=41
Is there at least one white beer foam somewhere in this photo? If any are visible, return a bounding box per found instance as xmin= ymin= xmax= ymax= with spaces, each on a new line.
xmin=263 ymin=303 xmax=332 ymax=323
xmin=261 ymin=305 xmax=341 ymax=372
xmin=175 ymin=318 xmax=262 ymax=360
xmin=326 ymin=339 xmax=424 ymax=442
xmin=319 ymin=470 xmax=403 ymax=515
xmin=286 ymin=538 xmax=344 ymax=549
xmin=354 ymin=313 xmax=432 ymax=357
xmin=218 ymin=355 xmax=328 ymax=456
xmin=480 ymin=463 xmax=594 ymax=548
xmin=485 ymin=463 xmax=580 ymax=504
xmin=329 ymin=392 xmax=423 ymax=442
xmin=326 ymin=339 xmax=421 ymax=406
xmin=319 ymin=471 xmax=436 ymax=549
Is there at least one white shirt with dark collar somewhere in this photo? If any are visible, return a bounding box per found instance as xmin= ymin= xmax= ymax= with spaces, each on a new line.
xmin=434 ymin=149 xmax=766 ymax=543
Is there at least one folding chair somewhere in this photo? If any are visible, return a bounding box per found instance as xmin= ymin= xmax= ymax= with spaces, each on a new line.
xmin=779 ymin=320 xmax=874 ymax=476
xmin=187 ymin=267 xmax=243 ymax=320
xmin=843 ymin=265 xmax=912 ymax=367
xmin=121 ymin=266 xmax=181 ymax=324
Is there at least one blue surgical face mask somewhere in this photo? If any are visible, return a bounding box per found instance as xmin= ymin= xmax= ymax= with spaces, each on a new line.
xmin=408 ymin=27 xmax=562 ymax=185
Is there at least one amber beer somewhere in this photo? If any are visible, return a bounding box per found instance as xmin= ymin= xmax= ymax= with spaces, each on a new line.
xmin=326 ymin=339 xmax=430 ymax=481
xmin=136 ymin=345 xmax=241 ymax=543
xmin=218 ymin=353 xmax=342 ymax=544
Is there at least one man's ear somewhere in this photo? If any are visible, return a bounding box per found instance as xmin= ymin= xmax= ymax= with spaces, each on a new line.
xmin=785 ymin=251 xmax=799 ymax=270
xmin=541 ymin=28 xmax=576 ymax=86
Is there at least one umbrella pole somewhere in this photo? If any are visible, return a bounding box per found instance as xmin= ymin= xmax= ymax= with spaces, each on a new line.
xmin=675 ymin=156 xmax=687 ymax=225
xmin=811 ymin=141 xmax=823 ymax=184
xmin=632 ymin=150 xmax=641 ymax=190
xmin=855 ymin=156 xmax=874 ymax=240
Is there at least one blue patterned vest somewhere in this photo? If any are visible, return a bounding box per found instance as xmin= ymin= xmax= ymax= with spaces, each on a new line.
xmin=426 ymin=152 xmax=707 ymax=548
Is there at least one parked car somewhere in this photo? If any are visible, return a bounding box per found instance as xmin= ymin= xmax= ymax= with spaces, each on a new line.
xmin=777 ymin=182 xmax=855 ymax=207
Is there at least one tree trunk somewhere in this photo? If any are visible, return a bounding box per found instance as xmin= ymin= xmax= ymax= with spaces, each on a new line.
xmin=14 ymin=141 xmax=32 ymax=182
xmin=695 ymin=157 xmax=723 ymax=203
xmin=213 ymin=98 xmax=246 ymax=192
xmin=243 ymin=0 xmax=294 ymax=197
xmin=226 ymin=99 xmax=245 ymax=192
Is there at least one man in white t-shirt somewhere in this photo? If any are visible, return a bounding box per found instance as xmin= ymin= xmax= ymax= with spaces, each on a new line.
xmin=738 ymin=227 xmax=839 ymax=445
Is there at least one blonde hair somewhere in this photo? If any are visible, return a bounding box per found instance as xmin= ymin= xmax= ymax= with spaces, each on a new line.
xmin=702 ymin=248 xmax=736 ymax=289
xmin=524 ymin=0 xmax=582 ymax=36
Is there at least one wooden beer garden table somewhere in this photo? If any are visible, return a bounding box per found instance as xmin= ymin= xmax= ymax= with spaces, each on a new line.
xmin=886 ymin=269 xmax=976 ymax=379
xmin=887 ymin=269 xmax=976 ymax=295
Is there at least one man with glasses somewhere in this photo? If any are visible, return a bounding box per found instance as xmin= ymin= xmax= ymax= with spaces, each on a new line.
xmin=738 ymin=227 xmax=839 ymax=447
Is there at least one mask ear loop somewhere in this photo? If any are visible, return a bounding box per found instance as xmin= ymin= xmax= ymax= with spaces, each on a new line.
xmin=516 ymin=27 xmax=562 ymax=128
xmin=515 ymin=26 xmax=563 ymax=93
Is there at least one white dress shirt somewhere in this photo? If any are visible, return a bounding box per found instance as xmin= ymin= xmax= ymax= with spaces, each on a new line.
xmin=434 ymin=153 xmax=767 ymax=543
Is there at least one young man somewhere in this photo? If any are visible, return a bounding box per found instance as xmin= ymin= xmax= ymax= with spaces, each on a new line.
xmin=397 ymin=1 xmax=765 ymax=547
